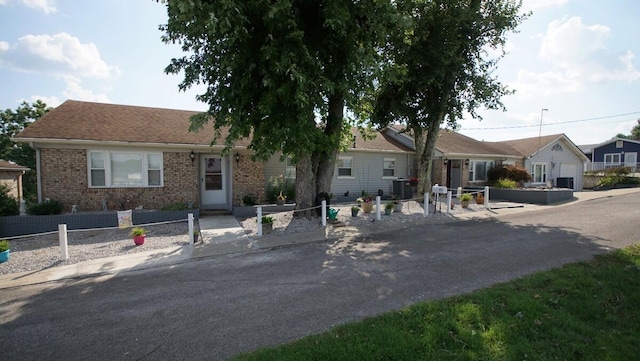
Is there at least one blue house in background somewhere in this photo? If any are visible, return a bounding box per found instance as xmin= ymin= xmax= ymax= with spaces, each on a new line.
xmin=587 ymin=137 xmax=640 ymax=172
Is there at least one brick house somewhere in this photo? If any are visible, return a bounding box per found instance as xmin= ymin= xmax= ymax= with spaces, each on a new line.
xmin=13 ymin=100 xmax=415 ymax=212
xmin=0 ymin=160 xmax=29 ymax=204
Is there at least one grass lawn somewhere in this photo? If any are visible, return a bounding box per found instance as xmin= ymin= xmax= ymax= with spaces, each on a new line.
xmin=232 ymin=245 xmax=640 ymax=360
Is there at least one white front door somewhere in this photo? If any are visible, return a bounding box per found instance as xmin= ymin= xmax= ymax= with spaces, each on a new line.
xmin=201 ymin=155 xmax=227 ymax=208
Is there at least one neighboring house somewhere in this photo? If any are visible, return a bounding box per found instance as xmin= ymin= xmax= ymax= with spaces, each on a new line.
xmin=386 ymin=127 xmax=588 ymax=191
xmin=584 ymin=137 xmax=640 ymax=172
xmin=13 ymin=100 xmax=414 ymax=212
xmin=0 ymin=160 xmax=29 ymax=203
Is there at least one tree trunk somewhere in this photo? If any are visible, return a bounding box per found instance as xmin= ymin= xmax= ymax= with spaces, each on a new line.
xmin=414 ymin=114 xmax=443 ymax=200
xmin=294 ymin=153 xmax=316 ymax=219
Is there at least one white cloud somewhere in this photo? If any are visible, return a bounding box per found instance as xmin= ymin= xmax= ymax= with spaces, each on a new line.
xmin=0 ymin=41 xmax=9 ymax=51
xmin=29 ymin=95 xmax=61 ymax=107
xmin=1 ymin=32 xmax=120 ymax=79
xmin=61 ymin=77 xmax=110 ymax=103
xmin=513 ymin=16 xmax=640 ymax=98
xmin=20 ymin=0 xmax=56 ymax=14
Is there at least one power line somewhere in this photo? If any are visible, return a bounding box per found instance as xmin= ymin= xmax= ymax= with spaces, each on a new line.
xmin=461 ymin=111 xmax=640 ymax=131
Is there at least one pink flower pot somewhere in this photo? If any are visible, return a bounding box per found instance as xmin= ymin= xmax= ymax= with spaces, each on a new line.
xmin=133 ymin=235 xmax=145 ymax=246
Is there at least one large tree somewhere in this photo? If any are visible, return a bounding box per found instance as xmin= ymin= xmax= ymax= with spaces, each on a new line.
xmin=616 ymin=119 xmax=640 ymax=140
xmin=159 ymin=0 xmax=393 ymax=216
xmin=0 ymin=100 xmax=51 ymax=202
xmin=369 ymin=0 xmax=527 ymax=196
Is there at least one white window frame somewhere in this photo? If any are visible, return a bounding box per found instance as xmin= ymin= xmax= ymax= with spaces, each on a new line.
xmin=88 ymin=150 xmax=163 ymax=188
xmin=531 ymin=162 xmax=547 ymax=183
xmin=604 ymin=153 xmax=621 ymax=167
xmin=382 ymin=158 xmax=396 ymax=179
xmin=468 ymin=160 xmax=492 ymax=182
xmin=337 ymin=156 xmax=354 ymax=178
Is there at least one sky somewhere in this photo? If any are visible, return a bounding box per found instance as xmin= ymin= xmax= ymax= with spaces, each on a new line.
xmin=1 ymin=0 xmax=639 ymax=146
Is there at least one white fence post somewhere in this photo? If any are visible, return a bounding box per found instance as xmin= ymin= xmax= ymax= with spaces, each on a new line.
xmin=257 ymin=206 xmax=263 ymax=236
xmin=188 ymin=213 xmax=194 ymax=245
xmin=484 ymin=186 xmax=490 ymax=209
xmin=375 ymin=196 xmax=381 ymax=221
xmin=58 ymin=224 xmax=68 ymax=261
xmin=321 ymin=200 xmax=327 ymax=227
xmin=457 ymin=187 xmax=462 ymax=199
xmin=447 ymin=191 xmax=452 ymax=213
xmin=424 ymin=193 xmax=429 ymax=217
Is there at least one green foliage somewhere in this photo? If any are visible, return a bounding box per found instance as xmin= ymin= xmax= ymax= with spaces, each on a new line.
xmin=265 ymin=175 xmax=295 ymax=204
xmin=596 ymin=167 xmax=633 ymax=187
xmin=27 ymin=199 xmax=64 ymax=215
xmin=130 ymin=227 xmax=146 ymax=237
xmin=1 ymin=100 xmax=52 ymax=202
xmin=242 ymin=194 xmax=258 ymax=206
xmin=385 ymin=201 xmax=394 ymax=210
xmin=232 ymin=245 xmax=640 ymax=361
xmin=494 ymin=178 xmax=518 ymax=189
xmin=0 ymin=239 xmax=9 ymax=252
xmin=488 ymin=164 xmax=532 ymax=183
xmin=0 ymin=184 xmax=19 ymax=216
xmin=459 ymin=193 xmax=473 ymax=202
xmin=617 ymin=120 xmax=640 ymax=140
xmin=260 ymin=216 xmax=273 ymax=224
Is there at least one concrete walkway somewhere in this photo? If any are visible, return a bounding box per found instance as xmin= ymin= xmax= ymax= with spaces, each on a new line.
xmin=1 ymin=188 xmax=638 ymax=289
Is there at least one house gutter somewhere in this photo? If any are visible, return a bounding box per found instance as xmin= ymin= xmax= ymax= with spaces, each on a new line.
xmin=30 ymin=142 xmax=42 ymax=203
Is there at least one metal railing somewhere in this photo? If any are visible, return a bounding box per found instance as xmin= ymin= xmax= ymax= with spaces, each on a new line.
xmin=585 ymin=162 xmax=639 ymax=172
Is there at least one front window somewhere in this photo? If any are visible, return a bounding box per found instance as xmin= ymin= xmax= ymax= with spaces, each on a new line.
xmin=383 ymin=158 xmax=395 ymax=177
xmin=604 ymin=153 xmax=621 ymax=167
xmin=468 ymin=160 xmax=492 ymax=182
xmin=531 ymin=162 xmax=547 ymax=183
xmin=89 ymin=150 xmax=163 ymax=187
xmin=337 ymin=156 xmax=353 ymax=177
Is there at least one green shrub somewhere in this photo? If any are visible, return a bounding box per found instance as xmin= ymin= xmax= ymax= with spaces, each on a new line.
xmin=494 ymin=178 xmax=518 ymax=189
xmin=242 ymin=194 xmax=258 ymax=206
xmin=27 ymin=199 xmax=64 ymax=215
xmin=487 ymin=165 xmax=531 ymax=183
xmin=0 ymin=239 xmax=9 ymax=252
xmin=265 ymin=175 xmax=295 ymax=203
xmin=0 ymin=184 xmax=19 ymax=216
xmin=597 ymin=167 xmax=632 ymax=187
xmin=459 ymin=193 xmax=473 ymax=202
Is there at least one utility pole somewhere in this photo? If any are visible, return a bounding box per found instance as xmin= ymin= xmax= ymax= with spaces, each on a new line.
xmin=538 ymin=108 xmax=548 ymax=145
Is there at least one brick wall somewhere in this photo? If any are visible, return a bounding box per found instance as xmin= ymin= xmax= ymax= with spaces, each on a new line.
xmin=40 ymin=149 xmax=198 ymax=212
xmin=232 ymin=155 xmax=265 ymax=206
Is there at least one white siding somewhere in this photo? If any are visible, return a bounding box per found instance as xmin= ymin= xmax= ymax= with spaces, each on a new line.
xmin=263 ymin=151 xmax=414 ymax=198
xmin=525 ymin=139 xmax=584 ymax=190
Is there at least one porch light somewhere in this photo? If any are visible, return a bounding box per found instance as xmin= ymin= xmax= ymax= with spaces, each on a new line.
xmin=465 ymin=159 xmax=469 ymax=166
xmin=190 ymin=151 xmax=195 ymax=163
xmin=235 ymin=153 xmax=240 ymax=163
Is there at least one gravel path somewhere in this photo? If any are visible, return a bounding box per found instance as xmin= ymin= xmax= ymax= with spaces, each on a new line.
xmin=0 ymin=221 xmax=193 ymax=276
xmin=1 ymin=199 xmax=487 ymax=276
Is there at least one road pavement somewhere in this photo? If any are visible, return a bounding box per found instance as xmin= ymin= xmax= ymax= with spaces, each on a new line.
xmin=0 ymin=188 xmax=639 ymax=360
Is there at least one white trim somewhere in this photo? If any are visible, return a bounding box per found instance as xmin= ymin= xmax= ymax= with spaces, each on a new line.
xmin=337 ymin=156 xmax=353 ymax=177
xmin=531 ymin=162 xmax=548 ymax=183
xmin=383 ymin=157 xmax=396 ymax=178
xmin=87 ymin=150 xmax=164 ymax=188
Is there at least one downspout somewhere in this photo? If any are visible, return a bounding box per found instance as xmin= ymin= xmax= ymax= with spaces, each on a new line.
xmin=30 ymin=142 xmax=43 ymax=203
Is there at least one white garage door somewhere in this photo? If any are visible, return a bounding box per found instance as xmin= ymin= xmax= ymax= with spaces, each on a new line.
xmin=560 ymin=163 xmax=578 ymax=190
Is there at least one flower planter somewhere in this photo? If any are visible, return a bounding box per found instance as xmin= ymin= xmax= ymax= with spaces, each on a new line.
xmin=384 ymin=208 xmax=393 ymax=215
xmin=461 ymin=200 xmax=470 ymax=208
xmin=351 ymin=209 xmax=359 ymax=217
xmin=0 ymin=249 xmax=9 ymax=263
xmin=133 ymin=235 xmax=145 ymax=246
xmin=394 ymin=203 xmax=403 ymax=212
xmin=262 ymin=223 xmax=273 ymax=234
xmin=361 ymin=202 xmax=374 ymax=213
xmin=276 ymin=199 xmax=285 ymax=206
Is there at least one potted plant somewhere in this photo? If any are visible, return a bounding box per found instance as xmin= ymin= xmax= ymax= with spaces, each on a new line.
xmin=357 ymin=195 xmax=374 ymax=213
xmin=460 ymin=193 xmax=473 ymax=208
xmin=130 ymin=227 xmax=146 ymax=246
xmin=392 ymin=196 xmax=403 ymax=212
xmin=351 ymin=206 xmax=360 ymax=217
xmin=475 ymin=193 xmax=484 ymax=205
xmin=0 ymin=239 xmax=10 ymax=263
xmin=384 ymin=201 xmax=394 ymax=215
xmin=276 ymin=191 xmax=286 ymax=205
xmin=261 ymin=216 xmax=274 ymax=234
xmin=193 ymin=229 xmax=200 ymax=243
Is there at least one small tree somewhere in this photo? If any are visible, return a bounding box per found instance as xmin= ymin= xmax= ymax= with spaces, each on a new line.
xmin=0 ymin=184 xmax=19 ymax=216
